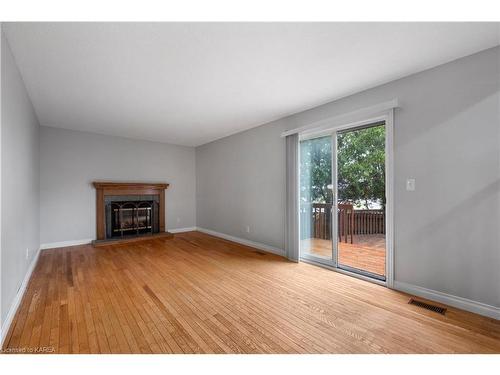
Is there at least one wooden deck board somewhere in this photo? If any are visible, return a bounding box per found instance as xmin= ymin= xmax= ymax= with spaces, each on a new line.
xmin=2 ymin=231 xmax=499 ymax=354
xmin=302 ymin=235 xmax=386 ymax=276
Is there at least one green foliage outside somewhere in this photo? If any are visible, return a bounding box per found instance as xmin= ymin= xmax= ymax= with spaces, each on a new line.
xmin=300 ymin=136 xmax=333 ymax=204
xmin=300 ymin=125 xmax=385 ymax=209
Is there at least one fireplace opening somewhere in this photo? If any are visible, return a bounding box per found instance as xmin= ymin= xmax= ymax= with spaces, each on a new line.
xmin=105 ymin=196 xmax=160 ymax=239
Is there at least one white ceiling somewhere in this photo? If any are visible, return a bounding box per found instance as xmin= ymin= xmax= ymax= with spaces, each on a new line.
xmin=4 ymin=22 xmax=500 ymax=146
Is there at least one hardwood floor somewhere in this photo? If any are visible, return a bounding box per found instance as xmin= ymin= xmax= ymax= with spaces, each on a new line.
xmin=3 ymin=231 xmax=500 ymax=354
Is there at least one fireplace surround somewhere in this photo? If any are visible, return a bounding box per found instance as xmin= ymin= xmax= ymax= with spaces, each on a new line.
xmin=93 ymin=182 xmax=171 ymax=245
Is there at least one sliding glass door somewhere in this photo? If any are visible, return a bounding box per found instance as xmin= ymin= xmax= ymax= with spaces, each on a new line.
xmin=299 ymin=135 xmax=334 ymax=263
xmin=336 ymin=122 xmax=386 ymax=280
xmin=299 ymin=121 xmax=387 ymax=282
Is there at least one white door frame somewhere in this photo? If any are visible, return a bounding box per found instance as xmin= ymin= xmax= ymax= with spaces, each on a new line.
xmin=298 ymin=110 xmax=395 ymax=288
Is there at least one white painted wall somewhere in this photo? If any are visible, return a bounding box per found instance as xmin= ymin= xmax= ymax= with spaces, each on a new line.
xmin=1 ymin=29 xmax=41 ymax=327
xmin=40 ymin=126 xmax=196 ymax=246
xmin=196 ymin=46 xmax=500 ymax=309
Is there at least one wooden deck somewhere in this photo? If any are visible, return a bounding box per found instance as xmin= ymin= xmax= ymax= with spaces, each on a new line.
xmin=3 ymin=231 xmax=500 ymax=354
xmin=302 ymin=234 xmax=386 ymax=276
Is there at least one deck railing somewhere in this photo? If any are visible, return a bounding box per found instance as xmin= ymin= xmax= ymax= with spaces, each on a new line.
xmin=300 ymin=202 xmax=385 ymax=241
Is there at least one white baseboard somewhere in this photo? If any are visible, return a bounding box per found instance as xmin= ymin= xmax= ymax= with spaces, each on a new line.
xmin=196 ymin=227 xmax=285 ymax=257
xmin=40 ymin=238 xmax=93 ymax=250
xmin=0 ymin=247 xmax=41 ymax=347
xmin=39 ymin=229 xmax=197 ymax=249
xmin=393 ymin=281 xmax=500 ymax=320
xmin=168 ymin=227 xmax=197 ymax=233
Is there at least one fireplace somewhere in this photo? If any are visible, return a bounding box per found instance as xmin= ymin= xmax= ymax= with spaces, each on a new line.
xmin=105 ymin=196 xmax=159 ymax=239
xmin=93 ymin=182 xmax=170 ymax=245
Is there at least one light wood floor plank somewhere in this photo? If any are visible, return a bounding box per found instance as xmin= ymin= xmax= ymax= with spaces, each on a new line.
xmin=2 ymin=231 xmax=499 ymax=354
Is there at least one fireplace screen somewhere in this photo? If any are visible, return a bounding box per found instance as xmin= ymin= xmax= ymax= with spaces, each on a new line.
xmin=105 ymin=199 xmax=159 ymax=238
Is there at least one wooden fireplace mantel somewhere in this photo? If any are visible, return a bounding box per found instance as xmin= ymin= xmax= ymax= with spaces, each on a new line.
xmin=93 ymin=181 xmax=169 ymax=192
xmin=93 ymin=181 xmax=170 ymax=242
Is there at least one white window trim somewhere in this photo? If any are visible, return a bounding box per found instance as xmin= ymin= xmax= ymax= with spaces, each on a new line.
xmin=282 ymin=98 xmax=399 ymax=138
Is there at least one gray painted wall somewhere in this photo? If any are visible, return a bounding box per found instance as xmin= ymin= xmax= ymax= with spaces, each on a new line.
xmin=40 ymin=127 xmax=196 ymax=245
xmin=197 ymin=46 xmax=500 ymax=308
xmin=196 ymin=118 xmax=287 ymax=250
xmin=1 ymin=30 xmax=40 ymax=326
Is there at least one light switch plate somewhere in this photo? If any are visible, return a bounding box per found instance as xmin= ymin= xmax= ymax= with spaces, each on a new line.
xmin=406 ymin=178 xmax=416 ymax=191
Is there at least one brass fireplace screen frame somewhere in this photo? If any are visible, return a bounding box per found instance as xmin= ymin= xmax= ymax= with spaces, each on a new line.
xmin=106 ymin=200 xmax=159 ymax=238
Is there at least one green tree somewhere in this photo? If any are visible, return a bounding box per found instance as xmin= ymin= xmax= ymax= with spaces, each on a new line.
xmin=300 ymin=136 xmax=333 ymax=204
xmin=300 ymin=125 xmax=385 ymax=209
xmin=337 ymin=126 xmax=385 ymax=209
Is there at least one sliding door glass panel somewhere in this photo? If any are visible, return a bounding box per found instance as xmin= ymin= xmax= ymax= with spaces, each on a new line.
xmin=336 ymin=123 xmax=386 ymax=279
xmin=299 ymin=136 xmax=333 ymax=261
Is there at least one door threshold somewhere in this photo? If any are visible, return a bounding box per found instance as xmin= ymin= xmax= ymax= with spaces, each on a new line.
xmin=338 ymin=264 xmax=386 ymax=282
xmin=300 ymin=257 xmax=387 ymax=287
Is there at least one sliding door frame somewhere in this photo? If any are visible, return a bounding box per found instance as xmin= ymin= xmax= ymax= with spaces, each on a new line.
xmin=298 ymin=110 xmax=394 ymax=288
